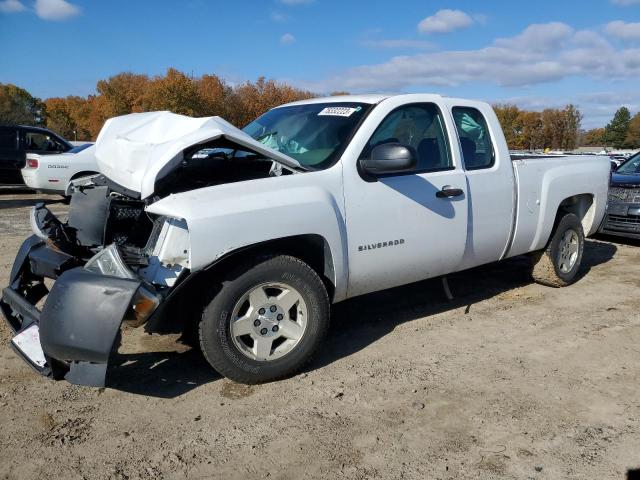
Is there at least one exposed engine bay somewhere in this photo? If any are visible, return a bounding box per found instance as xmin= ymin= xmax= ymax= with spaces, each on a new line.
xmin=44 ymin=140 xmax=291 ymax=294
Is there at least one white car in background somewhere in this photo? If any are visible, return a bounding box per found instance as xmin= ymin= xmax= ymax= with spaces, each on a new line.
xmin=21 ymin=143 xmax=98 ymax=196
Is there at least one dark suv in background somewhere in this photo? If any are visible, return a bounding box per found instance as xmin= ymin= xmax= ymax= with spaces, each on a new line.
xmin=600 ymin=152 xmax=640 ymax=240
xmin=0 ymin=125 xmax=73 ymax=185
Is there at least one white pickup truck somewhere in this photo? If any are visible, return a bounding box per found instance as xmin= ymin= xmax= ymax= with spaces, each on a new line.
xmin=1 ymin=94 xmax=609 ymax=387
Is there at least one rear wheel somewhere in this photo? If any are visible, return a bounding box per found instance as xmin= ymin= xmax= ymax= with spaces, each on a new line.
xmin=531 ymin=213 xmax=584 ymax=287
xmin=199 ymin=255 xmax=330 ymax=384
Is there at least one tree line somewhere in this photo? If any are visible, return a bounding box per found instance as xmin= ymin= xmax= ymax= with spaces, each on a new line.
xmin=0 ymin=69 xmax=315 ymax=141
xmin=581 ymin=107 xmax=640 ymax=149
xmin=492 ymin=104 xmax=583 ymax=151
xmin=1 ymin=68 xmax=637 ymax=151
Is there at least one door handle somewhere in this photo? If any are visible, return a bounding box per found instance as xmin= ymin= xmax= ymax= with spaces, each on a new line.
xmin=436 ymin=185 xmax=464 ymax=198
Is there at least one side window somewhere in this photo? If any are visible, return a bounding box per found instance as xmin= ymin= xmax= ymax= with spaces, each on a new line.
xmin=25 ymin=131 xmax=65 ymax=152
xmin=362 ymin=103 xmax=452 ymax=173
xmin=452 ymin=107 xmax=495 ymax=170
xmin=0 ymin=128 xmax=17 ymax=150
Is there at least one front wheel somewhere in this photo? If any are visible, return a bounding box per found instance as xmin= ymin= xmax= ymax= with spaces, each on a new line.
xmin=199 ymin=255 xmax=330 ymax=384
xmin=531 ymin=212 xmax=585 ymax=287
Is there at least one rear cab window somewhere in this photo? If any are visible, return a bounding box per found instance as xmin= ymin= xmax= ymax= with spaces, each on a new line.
xmin=452 ymin=107 xmax=495 ymax=170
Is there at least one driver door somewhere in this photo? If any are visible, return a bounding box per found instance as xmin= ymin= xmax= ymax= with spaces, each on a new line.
xmin=343 ymin=102 xmax=468 ymax=297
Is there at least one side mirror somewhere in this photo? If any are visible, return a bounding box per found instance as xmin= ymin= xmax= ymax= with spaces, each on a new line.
xmin=360 ymin=143 xmax=417 ymax=175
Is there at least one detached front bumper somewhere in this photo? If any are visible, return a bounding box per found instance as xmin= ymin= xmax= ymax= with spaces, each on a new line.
xmin=1 ymin=207 xmax=159 ymax=387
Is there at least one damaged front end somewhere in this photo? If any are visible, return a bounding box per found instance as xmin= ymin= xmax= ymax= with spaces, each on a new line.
xmin=0 ymin=184 xmax=188 ymax=387
xmin=1 ymin=111 xmax=304 ymax=387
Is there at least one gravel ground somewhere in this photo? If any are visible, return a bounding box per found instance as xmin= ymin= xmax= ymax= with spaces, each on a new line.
xmin=0 ymin=189 xmax=639 ymax=480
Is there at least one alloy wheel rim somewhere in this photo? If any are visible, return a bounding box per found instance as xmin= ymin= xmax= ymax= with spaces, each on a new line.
xmin=558 ymin=228 xmax=579 ymax=273
xmin=230 ymin=282 xmax=308 ymax=361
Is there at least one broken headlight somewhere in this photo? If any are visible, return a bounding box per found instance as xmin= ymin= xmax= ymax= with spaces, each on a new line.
xmin=84 ymin=244 xmax=136 ymax=279
xmin=84 ymin=244 xmax=160 ymax=326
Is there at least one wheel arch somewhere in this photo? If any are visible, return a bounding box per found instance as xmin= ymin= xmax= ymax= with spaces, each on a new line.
xmin=145 ymin=234 xmax=338 ymax=338
xmin=556 ymin=193 xmax=595 ymax=234
xmin=556 ymin=193 xmax=595 ymax=236
xmin=202 ymin=234 xmax=337 ymax=301
xmin=534 ymin=193 xmax=596 ymax=252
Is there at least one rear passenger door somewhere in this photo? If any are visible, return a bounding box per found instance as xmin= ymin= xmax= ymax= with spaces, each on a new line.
xmin=451 ymin=105 xmax=514 ymax=270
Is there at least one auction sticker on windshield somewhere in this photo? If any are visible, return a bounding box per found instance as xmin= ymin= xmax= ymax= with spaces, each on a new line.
xmin=318 ymin=106 xmax=361 ymax=117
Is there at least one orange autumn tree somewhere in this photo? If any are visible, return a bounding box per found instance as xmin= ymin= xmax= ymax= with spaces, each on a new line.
xmin=7 ymin=70 xmax=319 ymax=140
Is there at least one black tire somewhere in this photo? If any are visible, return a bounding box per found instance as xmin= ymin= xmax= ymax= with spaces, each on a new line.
xmin=531 ymin=212 xmax=585 ymax=287
xmin=199 ymin=255 xmax=330 ymax=384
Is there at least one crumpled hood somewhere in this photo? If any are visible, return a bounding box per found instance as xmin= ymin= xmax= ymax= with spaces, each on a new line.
xmin=95 ymin=111 xmax=301 ymax=199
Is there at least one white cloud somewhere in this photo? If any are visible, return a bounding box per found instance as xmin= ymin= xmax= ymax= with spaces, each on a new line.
xmin=611 ymin=0 xmax=640 ymax=5
xmin=278 ymin=0 xmax=313 ymax=5
xmin=494 ymin=22 xmax=573 ymax=52
xmin=0 ymin=0 xmax=26 ymax=13
xmin=270 ymin=11 xmax=289 ymax=22
xmin=34 ymin=0 xmax=79 ymax=20
xmin=297 ymin=22 xmax=640 ymax=93
xmin=418 ymin=9 xmax=473 ymax=34
xmin=280 ymin=33 xmax=296 ymax=45
xmin=605 ymin=20 xmax=640 ymax=40
xmin=361 ymin=39 xmax=434 ymax=50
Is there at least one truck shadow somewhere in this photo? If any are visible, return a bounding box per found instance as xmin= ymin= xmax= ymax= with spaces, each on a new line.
xmin=105 ymin=239 xmax=617 ymax=398
xmin=107 ymin=348 xmax=221 ymax=398
xmin=313 ymin=239 xmax=616 ymax=372
xmin=595 ymin=233 xmax=640 ymax=248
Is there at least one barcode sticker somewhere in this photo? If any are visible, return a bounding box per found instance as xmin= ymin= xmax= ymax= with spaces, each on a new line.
xmin=318 ymin=107 xmax=359 ymax=117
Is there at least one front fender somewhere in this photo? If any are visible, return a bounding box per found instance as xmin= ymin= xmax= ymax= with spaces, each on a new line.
xmin=146 ymin=174 xmax=349 ymax=301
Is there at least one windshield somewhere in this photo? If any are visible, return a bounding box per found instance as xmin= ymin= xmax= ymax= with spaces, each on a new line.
xmin=617 ymin=152 xmax=640 ymax=174
xmin=243 ymin=102 xmax=371 ymax=170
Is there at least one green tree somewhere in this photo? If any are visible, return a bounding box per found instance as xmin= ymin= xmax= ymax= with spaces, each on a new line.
xmin=604 ymin=107 xmax=631 ymax=148
xmin=0 ymin=83 xmax=44 ymax=125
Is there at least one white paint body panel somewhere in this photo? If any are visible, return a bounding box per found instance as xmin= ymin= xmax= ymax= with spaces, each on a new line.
xmin=507 ymin=155 xmax=610 ymax=257
xmin=145 ymin=168 xmax=351 ymax=301
xmin=21 ymin=145 xmax=98 ymax=194
xmin=108 ymin=94 xmax=608 ymax=303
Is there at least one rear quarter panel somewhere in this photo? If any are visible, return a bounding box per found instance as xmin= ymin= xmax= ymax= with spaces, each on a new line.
xmin=507 ymin=155 xmax=610 ymax=257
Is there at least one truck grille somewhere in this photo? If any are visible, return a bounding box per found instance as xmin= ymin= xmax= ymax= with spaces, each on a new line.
xmin=608 ymin=187 xmax=640 ymax=203
xmin=604 ymin=213 xmax=640 ymax=233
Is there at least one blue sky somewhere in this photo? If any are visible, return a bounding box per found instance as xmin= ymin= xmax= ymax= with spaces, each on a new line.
xmin=1 ymin=0 xmax=640 ymax=128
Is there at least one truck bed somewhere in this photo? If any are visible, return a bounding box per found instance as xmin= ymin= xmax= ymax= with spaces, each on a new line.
xmin=506 ymin=155 xmax=610 ymax=258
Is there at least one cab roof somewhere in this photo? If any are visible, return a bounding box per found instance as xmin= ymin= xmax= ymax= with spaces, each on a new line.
xmin=278 ymin=93 xmax=445 ymax=108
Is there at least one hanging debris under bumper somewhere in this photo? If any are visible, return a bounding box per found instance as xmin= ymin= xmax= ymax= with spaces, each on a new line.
xmin=1 ymin=206 xmax=162 ymax=387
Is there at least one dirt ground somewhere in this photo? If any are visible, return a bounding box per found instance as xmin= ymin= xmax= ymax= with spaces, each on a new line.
xmin=0 ymin=189 xmax=639 ymax=480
